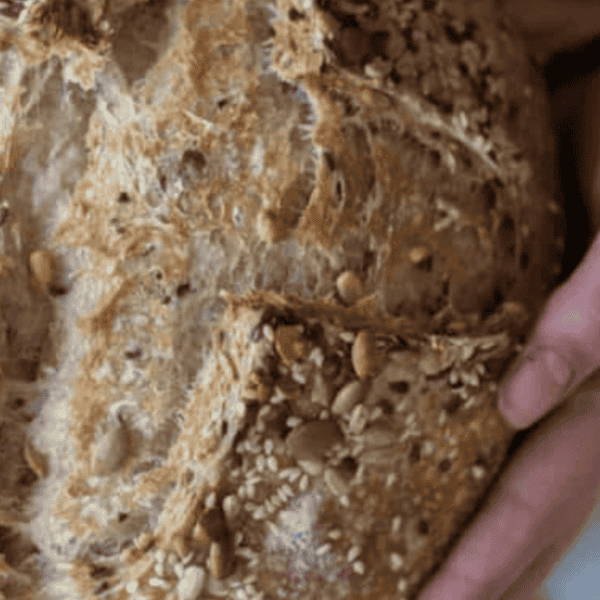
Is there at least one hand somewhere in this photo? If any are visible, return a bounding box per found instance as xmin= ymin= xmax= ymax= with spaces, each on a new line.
xmin=418 ymin=231 xmax=600 ymax=600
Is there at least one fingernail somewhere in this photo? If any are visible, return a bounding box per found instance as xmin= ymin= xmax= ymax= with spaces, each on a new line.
xmin=498 ymin=349 xmax=574 ymax=429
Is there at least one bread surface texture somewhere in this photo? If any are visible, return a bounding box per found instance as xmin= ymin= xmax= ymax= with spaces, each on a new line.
xmin=0 ymin=0 xmax=565 ymax=598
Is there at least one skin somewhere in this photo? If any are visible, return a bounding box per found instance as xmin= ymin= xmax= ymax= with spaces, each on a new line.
xmin=420 ymin=6 xmax=600 ymax=596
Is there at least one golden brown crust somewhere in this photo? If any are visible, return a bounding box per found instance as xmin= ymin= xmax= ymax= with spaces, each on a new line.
xmin=0 ymin=0 xmax=566 ymax=598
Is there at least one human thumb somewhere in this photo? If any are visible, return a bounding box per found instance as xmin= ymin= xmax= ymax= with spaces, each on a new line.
xmin=498 ymin=231 xmax=600 ymax=429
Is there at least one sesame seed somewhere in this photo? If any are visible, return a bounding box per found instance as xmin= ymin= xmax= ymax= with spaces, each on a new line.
xmin=397 ymin=578 xmax=407 ymax=593
xmin=267 ymin=456 xmax=278 ymax=472
xmin=291 ymin=368 xmax=307 ymax=384
xmin=348 ymin=404 xmax=368 ymax=434
xmin=472 ymin=465 xmax=486 ymax=480
xmin=299 ymin=474 xmax=309 ymax=492
xmin=316 ymin=543 xmax=331 ymax=556
xmin=235 ymin=588 xmax=248 ymax=600
xmin=252 ymin=507 xmax=265 ymax=520
xmin=258 ymin=405 xmax=271 ymax=420
xmin=278 ymin=484 xmax=293 ymax=502
xmin=149 ymin=577 xmax=170 ymax=589
xmin=271 ymin=388 xmax=287 ymax=403
xmin=352 ymin=561 xmax=365 ymax=575
xmin=327 ymin=529 xmax=342 ymax=540
xmin=340 ymin=495 xmax=350 ymax=507
xmin=461 ymin=344 xmax=475 ymax=361
xmin=339 ymin=331 xmax=356 ymax=344
xmin=309 ymin=346 xmax=324 ymax=367
xmin=223 ymin=495 xmax=240 ymax=520
xmin=256 ymin=455 xmax=266 ymax=472
xmin=264 ymin=439 xmax=274 ymax=454
xmin=236 ymin=547 xmax=255 ymax=560
xmin=391 ymin=516 xmax=402 ymax=534
xmin=205 ymin=491 xmax=217 ymax=509
xmin=153 ymin=549 xmax=166 ymax=577
xmin=286 ymin=416 xmax=303 ymax=428
xmin=460 ymin=370 xmax=479 ymax=387
xmin=263 ymin=324 xmax=274 ymax=342
xmin=369 ymin=406 xmax=383 ymax=422
xmin=347 ymin=546 xmax=361 ymax=562
xmin=385 ymin=473 xmax=397 ymax=489
xmin=389 ymin=553 xmax=404 ymax=571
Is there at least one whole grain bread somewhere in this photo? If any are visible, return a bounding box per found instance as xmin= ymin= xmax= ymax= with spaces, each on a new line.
xmin=0 ymin=0 xmax=565 ymax=598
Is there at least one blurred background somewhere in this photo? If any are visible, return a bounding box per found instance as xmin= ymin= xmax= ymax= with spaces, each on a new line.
xmin=500 ymin=1 xmax=600 ymax=596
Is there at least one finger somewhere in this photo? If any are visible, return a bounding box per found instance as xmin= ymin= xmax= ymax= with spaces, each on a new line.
xmin=418 ymin=386 xmax=600 ymax=600
xmin=498 ymin=230 xmax=600 ymax=429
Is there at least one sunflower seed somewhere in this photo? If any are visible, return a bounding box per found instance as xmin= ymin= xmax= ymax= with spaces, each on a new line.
xmin=297 ymin=459 xmax=324 ymax=477
xmin=285 ymin=420 xmax=344 ymax=462
xmin=352 ymin=330 xmax=379 ymax=380
xmin=362 ymin=425 xmax=397 ymax=447
xmin=331 ymin=380 xmax=364 ymax=416
xmin=324 ymin=467 xmax=350 ymax=497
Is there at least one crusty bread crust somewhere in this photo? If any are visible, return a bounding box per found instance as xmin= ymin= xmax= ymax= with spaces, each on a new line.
xmin=0 ymin=0 xmax=564 ymax=598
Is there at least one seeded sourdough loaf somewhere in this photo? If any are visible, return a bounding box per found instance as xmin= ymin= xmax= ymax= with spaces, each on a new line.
xmin=0 ymin=0 xmax=565 ymax=599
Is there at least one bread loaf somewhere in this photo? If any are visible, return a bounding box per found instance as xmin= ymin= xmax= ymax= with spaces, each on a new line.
xmin=0 ymin=0 xmax=565 ymax=598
